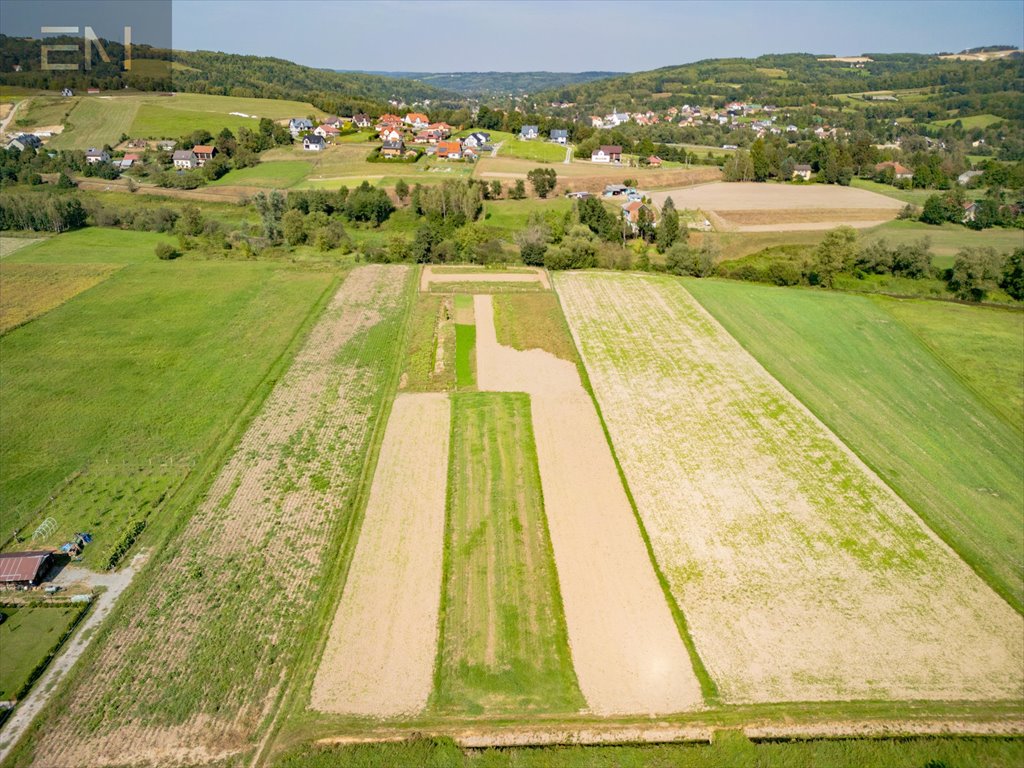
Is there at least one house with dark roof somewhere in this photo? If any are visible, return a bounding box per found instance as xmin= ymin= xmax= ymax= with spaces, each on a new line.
xmin=792 ymin=164 xmax=813 ymax=181
xmin=6 ymin=134 xmax=41 ymax=152
xmin=520 ymin=125 xmax=539 ymax=140
xmin=462 ymin=132 xmax=491 ymax=149
xmin=172 ymin=149 xmax=197 ymax=168
xmin=381 ymin=140 xmax=405 ymax=158
xmin=550 ymin=129 xmax=569 ymax=144
xmin=85 ymin=148 xmax=110 ymax=164
xmin=303 ymin=135 xmax=326 ymax=151
xmin=591 ymin=145 xmax=622 ymax=163
xmin=353 ymin=113 xmax=371 ymax=128
xmin=289 ymin=118 xmax=313 ymax=137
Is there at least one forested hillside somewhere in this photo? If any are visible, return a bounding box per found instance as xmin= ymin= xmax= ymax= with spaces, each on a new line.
xmin=347 ymin=70 xmax=624 ymax=97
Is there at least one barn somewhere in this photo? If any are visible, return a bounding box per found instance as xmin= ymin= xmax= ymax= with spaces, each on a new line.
xmin=0 ymin=551 xmax=54 ymax=587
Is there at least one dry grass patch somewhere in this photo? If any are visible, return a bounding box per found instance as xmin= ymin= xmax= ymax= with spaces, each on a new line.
xmin=421 ymin=265 xmax=550 ymax=291
xmin=716 ymin=208 xmax=901 ymax=226
xmin=555 ymin=272 xmax=1024 ymax=705
xmin=0 ymin=263 xmax=119 ymax=333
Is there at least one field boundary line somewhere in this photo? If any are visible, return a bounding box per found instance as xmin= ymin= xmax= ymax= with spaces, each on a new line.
xmin=686 ymin=278 xmax=1023 ymax=616
xmin=250 ymin=265 xmax=419 ymax=768
xmin=550 ymin=272 xmax=720 ymax=705
xmin=0 ymin=270 xmax=343 ymax=768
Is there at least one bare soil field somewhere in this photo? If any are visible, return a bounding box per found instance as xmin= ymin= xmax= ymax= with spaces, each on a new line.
xmin=474 ymin=294 xmax=702 ymax=715
xmin=23 ymin=266 xmax=410 ymax=767
xmin=555 ymin=272 xmax=1024 ymax=705
xmin=421 ymin=265 xmax=550 ymax=291
xmin=311 ymin=392 xmax=450 ymax=717
xmin=474 ymin=157 xmax=721 ymax=194
xmin=649 ymin=182 xmax=905 ymax=231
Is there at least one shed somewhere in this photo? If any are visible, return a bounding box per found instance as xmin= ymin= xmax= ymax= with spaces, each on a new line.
xmin=0 ymin=551 xmax=54 ymax=587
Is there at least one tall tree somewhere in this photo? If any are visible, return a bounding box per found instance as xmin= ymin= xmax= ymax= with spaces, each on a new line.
xmin=656 ymin=196 xmax=680 ymax=252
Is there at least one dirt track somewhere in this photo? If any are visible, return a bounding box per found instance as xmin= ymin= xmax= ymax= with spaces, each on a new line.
xmin=311 ymin=393 xmax=451 ymax=717
xmin=474 ymin=294 xmax=702 ymax=715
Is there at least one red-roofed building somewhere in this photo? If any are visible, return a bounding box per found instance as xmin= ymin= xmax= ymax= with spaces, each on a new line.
xmin=0 ymin=551 xmax=53 ymax=587
xmin=192 ymin=145 xmax=216 ymax=166
xmin=875 ymin=160 xmax=913 ymax=180
xmin=404 ymin=112 xmax=430 ymax=129
xmin=436 ymin=140 xmax=462 ymax=159
xmin=646 ymin=155 xmax=663 ymax=167
xmin=314 ymin=124 xmax=340 ymax=138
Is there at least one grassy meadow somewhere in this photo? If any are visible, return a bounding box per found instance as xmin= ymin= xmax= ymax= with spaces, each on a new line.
xmin=0 ymin=604 xmax=84 ymax=700
xmin=209 ymin=160 xmax=313 ymax=188
xmin=0 ymin=262 xmax=120 ymax=334
xmin=501 ymin=139 xmax=569 ymax=163
xmin=492 ymin=292 xmax=579 ymax=363
xmin=685 ymin=279 xmax=1024 ymax=611
xmin=433 ymin=392 xmax=583 ymax=715
xmin=401 ymin=293 xmax=456 ymax=392
xmin=0 ymin=229 xmax=336 ymax=565
xmin=454 ymin=294 xmax=477 ymax=389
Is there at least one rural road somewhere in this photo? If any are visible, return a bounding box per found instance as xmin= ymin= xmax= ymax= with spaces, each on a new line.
xmin=564 ymin=146 xmax=573 ymax=164
xmin=0 ymin=99 xmax=22 ymax=136
xmin=0 ymin=552 xmax=148 ymax=763
xmin=491 ymin=140 xmax=502 ymax=158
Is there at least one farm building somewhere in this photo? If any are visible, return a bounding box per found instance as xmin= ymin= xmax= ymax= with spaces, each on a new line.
xmin=6 ymin=134 xmax=41 ymax=152
xmin=592 ymin=145 xmax=622 ymax=163
xmin=0 ymin=551 xmax=54 ymax=587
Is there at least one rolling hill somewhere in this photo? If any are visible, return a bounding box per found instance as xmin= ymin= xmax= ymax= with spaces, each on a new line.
xmin=343 ymin=70 xmax=625 ymax=97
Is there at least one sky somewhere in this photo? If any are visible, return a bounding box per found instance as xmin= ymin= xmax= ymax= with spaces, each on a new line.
xmin=2 ymin=0 xmax=1022 ymax=72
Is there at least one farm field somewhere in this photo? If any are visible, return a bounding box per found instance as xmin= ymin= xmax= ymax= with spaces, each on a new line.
xmin=13 ymin=266 xmax=411 ymax=767
xmin=312 ymin=392 xmax=450 ymax=717
xmin=648 ymin=181 xmax=905 ymax=231
xmin=501 ymin=139 xmax=569 ymax=163
xmin=0 ymin=263 xmax=120 ymax=334
xmin=421 ymin=265 xmax=551 ymax=291
xmin=474 ymin=293 xmax=702 ymax=715
xmin=0 ymin=605 xmax=84 ymax=701
xmin=0 ymin=233 xmax=334 ymax=566
xmin=556 ymin=272 xmax=1023 ymax=703
xmin=47 ymin=97 xmax=139 ymax=150
xmin=860 ymin=218 xmax=1024 ymax=262
xmin=209 ymin=160 xmax=312 ymax=188
xmin=454 ymin=293 xmax=477 ymax=389
xmin=931 ymin=113 xmax=1004 ymax=129
xmin=481 ymin=198 xmax=573 ymax=236
xmin=685 ymin=278 xmax=1024 ymax=610
xmin=433 ymin=392 xmax=583 ymax=715
xmin=493 ymin=292 xmax=579 ymax=363
xmin=399 ymin=294 xmax=456 ymax=392
xmin=473 ymin=156 xmax=721 ymax=194
xmin=878 ymin=298 xmax=1024 ymax=432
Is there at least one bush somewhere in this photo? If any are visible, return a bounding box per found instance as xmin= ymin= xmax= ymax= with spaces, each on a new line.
xmin=155 ymin=242 xmax=178 ymax=260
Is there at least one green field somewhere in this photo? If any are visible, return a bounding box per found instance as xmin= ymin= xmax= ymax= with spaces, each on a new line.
xmin=931 ymin=113 xmax=1005 ymax=130
xmin=401 ymin=293 xmax=456 ymax=392
xmin=849 ymin=178 xmax=940 ymax=206
xmin=210 ymin=160 xmax=312 ymax=188
xmin=862 ymin=219 xmax=1024 ymax=266
xmin=48 ymin=97 xmax=140 ymax=150
xmin=685 ymin=279 xmax=1024 ymax=611
xmin=274 ymin=734 xmax=1024 ymax=768
xmin=501 ymin=139 xmax=569 ymax=163
xmin=129 ymin=105 xmax=265 ymax=139
xmin=454 ymin=294 xmax=476 ymax=388
xmin=0 ymin=604 xmax=84 ymax=700
xmin=481 ymin=197 xmax=572 ymax=237
xmin=433 ymin=392 xmax=583 ymax=714
xmin=0 ymin=229 xmax=335 ymax=565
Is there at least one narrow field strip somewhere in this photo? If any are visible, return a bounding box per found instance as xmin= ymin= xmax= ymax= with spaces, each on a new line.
xmin=433 ymin=392 xmax=584 ymax=715
xmin=0 ymin=263 xmax=120 ymax=334
xmin=311 ymin=392 xmax=450 ymax=717
xmin=454 ymin=294 xmax=476 ymax=390
xmin=421 ymin=265 xmax=551 ymax=291
xmin=22 ymin=266 xmax=410 ymax=767
xmin=555 ymin=272 xmax=1024 ymax=705
xmin=473 ymin=294 xmax=702 ymax=715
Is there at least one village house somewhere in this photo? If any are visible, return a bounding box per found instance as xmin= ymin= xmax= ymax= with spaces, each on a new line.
xmin=288 ymin=118 xmax=313 ymax=137
xmin=875 ymin=160 xmax=914 ymax=180
xmin=520 ymin=125 xmax=539 ymax=140
xmin=314 ymin=124 xmax=340 ymax=139
xmin=6 ymin=134 xmax=41 ymax=152
xmin=172 ymin=149 xmax=197 ymax=168
xmin=591 ymin=145 xmax=622 ymax=164
xmin=962 ymin=201 xmax=978 ymax=223
xmin=550 ymin=129 xmax=568 ymax=144
xmin=85 ymin=147 xmax=110 ymax=164
xmin=589 ymin=115 xmax=604 ymax=128
xmin=462 ymin=132 xmax=490 ymax=149
xmin=621 ymin=200 xmax=652 ymax=230
xmin=381 ymin=140 xmax=405 ymax=158
xmin=379 ymin=127 xmax=403 ymax=144
xmin=436 ymin=140 xmax=462 ymax=160
xmin=404 ymin=112 xmax=430 ymax=130
xmin=428 ymin=122 xmax=453 ymax=137
xmin=646 ymin=155 xmax=663 ymax=167
xmin=192 ymin=145 xmax=216 ymax=167
xmin=302 ymin=135 xmax=326 ymax=151
xmin=353 ymin=113 xmax=371 ymax=128
xmin=323 ymin=116 xmax=346 ymax=129
xmin=792 ymin=163 xmax=813 ymax=181
xmin=118 ymin=152 xmax=142 ymax=170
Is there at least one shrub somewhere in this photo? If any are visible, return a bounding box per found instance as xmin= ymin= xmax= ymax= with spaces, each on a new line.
xmin=155 ymin=242 xmax=178 ymax=260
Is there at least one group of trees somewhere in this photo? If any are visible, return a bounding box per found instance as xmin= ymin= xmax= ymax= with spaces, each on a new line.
xmin=0 ymin=191 xmax=87 ymax=232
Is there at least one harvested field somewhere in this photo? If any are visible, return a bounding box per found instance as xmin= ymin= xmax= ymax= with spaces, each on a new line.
xmin=433 ymin=392 xmax=583 ymax=715
xmin=311 ymin=392 xmax=450 ymax=717
xmin=474 ymin=157 xmax=721 ymax=194
xmin=0 ymin=237 xmax=44 ymax=259
xmin=0 ymin=263 xmax=119 ymax=334
xmin=474 ymin=294 xmax=701 ymax=715
xmin=556 ymin=272 xmax=1024 ymax=704
xmin=421 ymin=265 xmax=550 ymax=291
xmin=649 ymin=182 xmax=904 ymax=231
xmin=22 ymin=265 xmax=411 ymax=767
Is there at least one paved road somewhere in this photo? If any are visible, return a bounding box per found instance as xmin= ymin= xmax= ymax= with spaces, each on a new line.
xmin=0 ymin=552 xmax=148 ymax=763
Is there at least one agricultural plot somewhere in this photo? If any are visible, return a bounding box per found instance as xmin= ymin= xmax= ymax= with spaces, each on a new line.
xmin=501 ymin=140 xmax=569 ymax=163
xmin=474 ymin=294 xmax=702 ymax=715
xmin=1 ymin=244 xmax=332 ymax=565
xmin=0 ymin=605 xmax=84 ymax=701
xmin=15 ymin=265 xmax=409 ymax=767
xmin=433 ymin=392 xmax=584 ymax=715
xmin=454 ymin=294 xmax=477 ymax=389
xmin=312 ymin=392 xmax=450 ymax=717
xmin=556 ymin=272 xmax=1024 ymax=704
xmin=399 ymin=294 xmax=456 ymax=392
xmin=493 ymin=293 xmax=580 ymax=364
xmin=685 ymin=279 xmax=1024 ymax=611
xmin=0 ymin=263 xmax=120 ymax=334
xmin=47 ymin=97 xmax=139 ymax=150
xmin=2 ymin=228 xmax=174 ymax=265
xmin=473 ymin=157 xmax=721 ymax=195
xmin=421 ymin=265 xmax=551 ymax=291
xmin=648 ymin=182 xmax=904 ymax=231
xmin=209 ymin=160 xmax=312 ymax=188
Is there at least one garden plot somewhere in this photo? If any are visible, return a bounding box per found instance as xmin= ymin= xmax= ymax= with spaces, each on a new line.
xmin=421 ymin=265 xmax=551 ymax=292
xmin=556 ymin=272 xmax=1024 ymax=704
xmin=474 ymin=294 xmax=701 ymax=715
xmin=648 ymin=182 xmax=904 ymax=231
xmin=311 ymin=392 xmax=450 ymax=718
xmin=25 ymin=265 xmax=410 ymax=767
